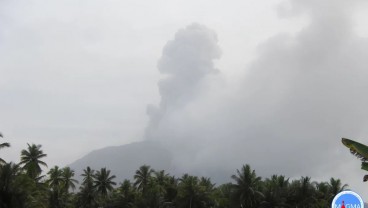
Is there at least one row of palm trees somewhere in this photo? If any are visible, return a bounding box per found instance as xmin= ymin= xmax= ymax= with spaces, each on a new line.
xmin=0 ymin=133 xmax=348 ymax=208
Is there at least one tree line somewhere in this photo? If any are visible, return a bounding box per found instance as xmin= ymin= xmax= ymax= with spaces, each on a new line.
xmin=1 ymin=133 xmax=347 ymax=208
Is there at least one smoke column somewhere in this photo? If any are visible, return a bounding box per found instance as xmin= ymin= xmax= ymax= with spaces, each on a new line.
xmin=145 ymin=23 xmax=221 ymax=140
xmin=140 ymin=0 xmax=368 ymax=196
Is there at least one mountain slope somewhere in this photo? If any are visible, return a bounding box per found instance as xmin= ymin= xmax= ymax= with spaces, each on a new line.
xmin=69 ymin=141 xmax=172 ymax=183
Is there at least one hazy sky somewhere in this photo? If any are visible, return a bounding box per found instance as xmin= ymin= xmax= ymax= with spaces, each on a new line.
xmin=2 ymin=0 xmax=368 ymax=197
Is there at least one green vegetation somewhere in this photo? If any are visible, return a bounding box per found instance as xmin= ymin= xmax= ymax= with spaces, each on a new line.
xmin=0 ymin=133 xmax=348 ymax=208
xmin=342 ymin=138 xmax=368 ymax=180
xmin=0 ymin=133 xmax=10 ymax=165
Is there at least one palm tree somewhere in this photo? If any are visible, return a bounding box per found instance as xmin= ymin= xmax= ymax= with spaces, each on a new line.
xmin=120 ymin=179 xmax=133 ymax=198
xmin=287 ymin=176 xmax=317 ymax=207
xmin=155 ymin=170 xmax=169 ymax=187
xmin=117 ymin=179 xmax=135 ymax=206
xmin=328 ymin=178 xmax=348 ymax=203
xmin=213 ymin=183 xmax=232 ymax=208
xmin=47 ymin=166 xmax=64 ymax=189
xmin=262 ymin=175 xmax=289 ymax=207
xmin=0 ymin=162 xmax=23 ymax=207
xmin=154 ymin=169 xmax=169 ymax=196
xmin=177 ymin=174 xmax=212 ymax=208
xmin=0 ymin=133 xmax=10 ymax=165
xmin=93 ymin=167 xmax=116 ymax=196
xmin=47 ymin=166 xmax=64 ymax=208
xmin=231 ymin=164 xmax=264 ymax=208
xmin=0 ymin=162 xmax=48 ymax=208
xmin=134 ymin=165 xmax=154 ymax=195
xmin=92 ymin=168 xmax=116 ymax=207
xmin=19 ymin=143 xmax=47 ymax=179
xmin=314 ymin=182 xmax=330 ymax=207
xmin=164 ymin=175 xmax=179 ymax=206
xmin=81 ymin=166 xmax=95 ymax=187
xmin=199 ymin=177 xmax=215 ymax=192
xmin=199 ymin=177 xmax=216 ymax=207
xmin=62 ymin=167 xmax=78 ymax=192
xmin=77 ymin=166 xmax=96 ymax=208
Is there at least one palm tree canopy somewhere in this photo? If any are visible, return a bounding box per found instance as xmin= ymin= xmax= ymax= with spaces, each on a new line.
xmin=0 ymin=163 xmax=24 ymax=207
xmin=177 ymin=174 xmax=215 ymax=208
xmin=329 ymin=177 xmax=348 ymax=195
xmin=119 ymin=179 xmax=132 ymax=195
xmin=62 ymin=166 xmax=78 ymax=191
xmin=231 ymin=164 xmax=264 ymax=207
xmin=81 ymin=166 xmax=95 ymax=186
xmin=19 ymin=143 xmax=47 ymax=179
xmin=134 ymin=165 xmax=154 ymax=193
xmin=79 ymin=167 xmax=97 ymax=208
xmin=0 ymin=133 xmax=10 ymax=164
xmin=0 ymin=142 xmax=10 ymax=150
xmin=0 ymin=162 xmax=20 ymax=188
xmin=93 ymin=167 xmax=116 ymax=196
xmin=155 ymin=169 xmax=169 ymax=185
xmin=47 ymin=166 xmax=64 ymax=190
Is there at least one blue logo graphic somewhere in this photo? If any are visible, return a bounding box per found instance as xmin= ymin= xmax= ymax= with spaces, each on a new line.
xmin=331 ymin=190 xmax=364 ymax=208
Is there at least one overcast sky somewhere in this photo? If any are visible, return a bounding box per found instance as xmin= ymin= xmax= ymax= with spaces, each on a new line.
xmin=2 ymin=0 xmax=368 ymax=197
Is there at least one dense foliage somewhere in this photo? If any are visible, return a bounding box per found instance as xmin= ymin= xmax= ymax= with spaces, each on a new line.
xmin=0 ymin=133 xmax=348 ymax=208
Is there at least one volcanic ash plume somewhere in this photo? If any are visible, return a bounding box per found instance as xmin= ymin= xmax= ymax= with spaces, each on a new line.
xmin=145 ymin=23 xmax=221 ymax=140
